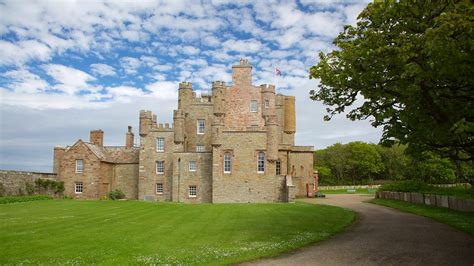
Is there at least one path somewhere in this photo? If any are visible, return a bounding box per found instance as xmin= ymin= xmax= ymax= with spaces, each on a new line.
xmin=243 ymin=194 xmax=474 ymax=266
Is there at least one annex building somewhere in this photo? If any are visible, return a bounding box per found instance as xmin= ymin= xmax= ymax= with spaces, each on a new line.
xmin=53 ymin=59 xmax=315 ymax=203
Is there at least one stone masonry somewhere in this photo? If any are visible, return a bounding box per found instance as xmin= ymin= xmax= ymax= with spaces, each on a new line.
xmin=53 ymin=59 xmax=315 ymax=202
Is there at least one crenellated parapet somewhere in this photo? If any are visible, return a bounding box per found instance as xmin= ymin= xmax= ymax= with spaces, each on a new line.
xmin=260 ymin=84 xmax=275 ymax=94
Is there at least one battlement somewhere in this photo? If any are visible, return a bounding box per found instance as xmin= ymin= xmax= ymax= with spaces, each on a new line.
xmin=156 ymin=123 xmax=173 ymax=131
xmin=260 ymin=84 xmax=276 ymax=94
xmin=179 ymin=82 xmax=193 ymax=89
xmin=212 ymin=81 xmax=226 ymax=87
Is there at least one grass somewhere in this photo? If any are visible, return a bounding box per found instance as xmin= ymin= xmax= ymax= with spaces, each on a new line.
xmin=319 ymin=188 xmax=377 ymax=194
xmin=371 ymin=198 xmax=474 ymax=235
xmin=0 ymin=200 xmax=354 ymax=265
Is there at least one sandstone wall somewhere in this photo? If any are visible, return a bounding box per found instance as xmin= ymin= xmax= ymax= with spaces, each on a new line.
xmin=58 ymin=141 xmax=103 ymax=199
xmin=212 ymin=131 xmax=285 ymax=203
xmin=112 ymin=164 xmax=138 ymax=199
xmin=171 ymin=152 xmax=212 ymax=203
xmin=0 ymin=170 xmax=57 ymax=196
xmin=138 ymin=129 xmax=174 ymax=201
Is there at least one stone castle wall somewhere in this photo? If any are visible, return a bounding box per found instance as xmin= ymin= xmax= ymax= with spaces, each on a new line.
xmin=0 ymin=170 xmax=57 ymax=196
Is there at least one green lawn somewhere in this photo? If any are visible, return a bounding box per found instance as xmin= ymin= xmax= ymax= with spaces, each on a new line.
xmin=371 ymin=199 xmax=474 ymax=235
xmin=0 ymin=200 xmax=354 ymax=265
xmin=319 ymin=188 xmax=377 ymax=194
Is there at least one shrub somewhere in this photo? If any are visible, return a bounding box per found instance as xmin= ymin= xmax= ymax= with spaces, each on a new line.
xmin=0 ymin=182 xmax=5 ymax=197
xmin=108 ymin=189 xmax=125 ymax=200
xmin=0 ymin=195 xmax=52 ymax=204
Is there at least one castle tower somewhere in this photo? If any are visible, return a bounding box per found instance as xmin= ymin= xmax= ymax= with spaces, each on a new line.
xmin=178 ymin=82 xmax=193 ymax=109
xmin=232 ymin=58 xmax=252 ymax=87
xmin=139 ymin=110 xmax=155 ymax=136
xmin=173 ymin=109 xmax=185 ymax=152
xmin=211 ymin=81 xmax=226 ymax=147
xmin=284 ymin=96 xmax=296 ymax=134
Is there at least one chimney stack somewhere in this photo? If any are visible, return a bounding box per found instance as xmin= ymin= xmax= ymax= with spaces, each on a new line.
xmin=90 ymin=130 xmax=104 ymax=147
xmin=126 ymin=126 xmax=134 ymax=149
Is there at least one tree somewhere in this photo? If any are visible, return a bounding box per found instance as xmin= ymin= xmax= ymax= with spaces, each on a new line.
xmin=346 ymin=142 xmax=384 ymax=184
xmin=309 ymin=1 xmax=473 ymax=184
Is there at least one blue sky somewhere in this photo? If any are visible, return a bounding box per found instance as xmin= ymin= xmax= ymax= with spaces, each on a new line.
xmin=0 ymin=0 xmax=380 ymax=172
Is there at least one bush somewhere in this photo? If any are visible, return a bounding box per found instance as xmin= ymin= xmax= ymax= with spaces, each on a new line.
xmin=0 ymin=195 xmax=53 ymax=204
xmin=108 ymin=189 xmax=125 ymax=200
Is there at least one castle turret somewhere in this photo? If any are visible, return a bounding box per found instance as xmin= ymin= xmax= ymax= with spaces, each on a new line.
xmin=212 ymin=81 xmax=226 ymax=115
xmin=173 ymin=109 xmax=185 ymax=146
xmin=266 ymin=115 xmax=278 ymax=162
xmin=139 ymin=110 xmax=155 ymax=136
xmin=125 ymin=126 xmax=134 ymax=149
xmin=90 ymin=129 xmax=104 ymax=147
xmin=260 ymin=84 xmax=276 ymax=117
xmin=232 ymin=58 xmax=252 ymax=87
xmin=178 ymin=82 xmax=193 ymax=109
xmin=284 ymin=96 xmax=296 ymax=133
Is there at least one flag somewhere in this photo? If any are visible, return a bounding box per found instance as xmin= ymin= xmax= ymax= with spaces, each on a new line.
xmin=275 ymin=67 xmax=282 ymax=76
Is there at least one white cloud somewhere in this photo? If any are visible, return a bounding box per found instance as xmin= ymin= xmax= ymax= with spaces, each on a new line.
xmin=0 ymin=40 xmax=52 ymax=66
xmin=119 ymin=57 xmax=141 ymax=75
xmin=90 ymin=63 xmax=117 ymax=77
xmin=42 ymin=64 xmax=98 ymax=95
xmin=222 ymin=39 xmax=264 ymax=53
xmin=146 ymin=81 xmax=178 ymax=100
xmin=2 ymin=69 xmax=48 ymax=94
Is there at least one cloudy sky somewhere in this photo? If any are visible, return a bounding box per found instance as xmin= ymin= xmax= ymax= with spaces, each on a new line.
xmin=0 ymin=0 xmax=381 ymax=172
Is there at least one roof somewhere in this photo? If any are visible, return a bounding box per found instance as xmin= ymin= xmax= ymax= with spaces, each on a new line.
xmin=68 ymin=140 xmax=139 ymax=164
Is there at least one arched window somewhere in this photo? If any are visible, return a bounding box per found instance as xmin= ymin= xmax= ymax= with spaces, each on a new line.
xmin=257 ymin=152 xmax=265 ymax=173
xmin=224 ymin=153 xmax=231 ymax=173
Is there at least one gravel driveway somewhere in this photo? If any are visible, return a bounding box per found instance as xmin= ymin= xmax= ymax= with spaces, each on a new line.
xmin=243 ymin=194 xmax=474 ymax=266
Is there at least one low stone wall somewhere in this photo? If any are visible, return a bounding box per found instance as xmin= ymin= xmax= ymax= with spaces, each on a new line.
xmin=376 ymin=191 xmax=474 ymax=212
xmin=319 ymin=184 xmax=381 ymax=190
xmin=0 ymin=170 xmax=57 ymax=196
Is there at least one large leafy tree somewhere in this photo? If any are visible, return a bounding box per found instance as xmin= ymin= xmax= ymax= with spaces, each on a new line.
xmin=310 ymin=1 xmax=473 ymax=182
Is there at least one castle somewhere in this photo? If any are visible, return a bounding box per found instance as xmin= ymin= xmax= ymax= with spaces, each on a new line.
xmin=53 ymin=59 xmax=315 ymax=203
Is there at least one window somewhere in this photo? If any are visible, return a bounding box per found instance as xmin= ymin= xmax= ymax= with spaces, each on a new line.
xmin=257 ymin=152 xmax=265 ymax=173
xmin=156 ymin=183 xmax=163 ymax=194
xmin=75 ymin=159 xmax=84 ymax=173
xmin=265 ymin=99 xmax=270 ymax=108
xmin=224 ymin=152 xmax=231 ymax=173
xmin=189 ymin=185 xmax=197 ymax=197
xmin=156 ymin=161 xmax=164 ymax=174
xmin=276 ymin=160 xmax=281 ymax=175
xmin=197 ymin=119 xmax=205 ymax=134
xmin=196 ymin=145 xmax=205 ymax=152
xmin=156 ymin=137 xmax=165 ymax=152
xmin=189 ymin=161 xmax=197 ymax=172
xmin=250 ymin=100 xmax=258 ymax=112
xmin=75 ymin=182 xmax=83 ymax=194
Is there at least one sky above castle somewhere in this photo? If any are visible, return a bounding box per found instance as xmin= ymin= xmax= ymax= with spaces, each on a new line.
xmin=0 ymin=0 xmax=380 ymax=171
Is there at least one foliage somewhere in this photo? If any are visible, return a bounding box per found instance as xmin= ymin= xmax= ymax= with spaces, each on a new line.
xmin=379 ymin=180 xmax=429 ymax=192
xmin=0 ymin=195 xmax=52 ymax=204
xmin=379 ymin=180 xmax=472 ymax=199
xmin=34 ymin=179 xmax=65 ymax=195
xmin=0 ymin=182 xmax=4 ymax=197
xmin=108 ymin=189 xmax=125 ymax=200
xmin=315 ymin=141 xmax=472 ymax=186
xmin=371 ymin=199 xmax=474 ymax=235
xmin=309 ymin=1 xmax=473 ymax=177
xmin=0 ymin=200 xmax=354 ymax=264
